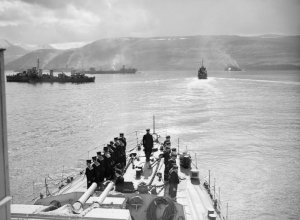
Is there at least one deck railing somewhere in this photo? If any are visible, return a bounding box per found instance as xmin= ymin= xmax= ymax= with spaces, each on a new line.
xmin=14 ymin=128 xmax=231 ymax=219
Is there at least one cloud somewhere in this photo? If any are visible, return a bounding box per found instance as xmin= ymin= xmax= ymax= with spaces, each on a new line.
xmin=0 ymin=0 xmax=154 ymax=43
xmin=51 ymin=41 xmax=92 ymax=50
xmin=0 ymin=0 xmax=299 ymax=45
xmin=18 ymin=0 xmax=78 ymax=9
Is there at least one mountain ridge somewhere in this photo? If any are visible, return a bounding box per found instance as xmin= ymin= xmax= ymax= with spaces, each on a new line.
xmin=4 ymin=35 xmax=300 ymax=71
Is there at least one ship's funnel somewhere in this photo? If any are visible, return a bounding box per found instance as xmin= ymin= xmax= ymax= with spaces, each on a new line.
xmin=72 ymin=182 xmax=97 ymax=213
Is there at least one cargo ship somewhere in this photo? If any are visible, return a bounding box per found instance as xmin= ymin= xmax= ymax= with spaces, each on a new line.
xmin=224 ymin=65 xmax=242 ymax=71
xmin=6 ymin=59 xmax=95 ymax=83
xmin=198 ymin=60 xmax=208 ymax=79
xmin=85 ymin=65 xmax=137 ymax=74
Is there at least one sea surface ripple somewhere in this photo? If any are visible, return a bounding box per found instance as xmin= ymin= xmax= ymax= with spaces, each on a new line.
xmin=6 ymin=70 xmax=300 ymax=220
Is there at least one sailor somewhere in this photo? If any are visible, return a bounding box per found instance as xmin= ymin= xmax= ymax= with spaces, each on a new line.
xmin=165 ymin=157 xmax=176 ymax=181
xmin=114 ymin=137 xmax=121 ymax=164
xmin=115 ymin=169 xmax=124 ymax=185
xmin=162 ymin=146 xmax=171 ymax=180
xmin=103 ymin=147 xmax=114 ymax=180
xmin=114 ymin=163 xmax=123 ymax=175
xmin=96 ymin=151 xmax=103 ymax=163
xmin=119 ymin=133 xmax=127 ymax=151
xmin=85 ymin=160 xmax=95 ymax=188
xmin=96 ymin=152 xmax=106 ymax=177
xmin=163 ymin=135 xmax=171 ymax=148
xmin=92 ymin=156 xmax=105 ymax=184
xmin=168 ymin=164 xmax=180 ymax=201
xmin=143 ymin=129 xmax=153 ymax=163
xmin=107 ymin=144 xmax=116 ymax=166
xmin=118 ymin=137 xmax=126 ymax=167
xmin=171 ymin=148 xmax=177 ymax=159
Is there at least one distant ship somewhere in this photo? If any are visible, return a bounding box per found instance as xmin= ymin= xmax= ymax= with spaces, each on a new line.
xmin=85 ymin=65 xmax=137 ymax=74
xmin=224 ymin=65 xmax=242 ymax=71
xmin=198 ymin=60 xmax=207 ymax=79
xmin=6 ymin=59 xmax=95 ymax=83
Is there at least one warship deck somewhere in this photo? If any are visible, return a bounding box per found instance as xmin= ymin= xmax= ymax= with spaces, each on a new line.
xmin=11 ymin=142 xmax=223 ymax=220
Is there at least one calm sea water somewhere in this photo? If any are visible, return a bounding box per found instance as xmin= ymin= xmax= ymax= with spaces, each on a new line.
xmin=5 ymin=70 xmax=300 ymax=220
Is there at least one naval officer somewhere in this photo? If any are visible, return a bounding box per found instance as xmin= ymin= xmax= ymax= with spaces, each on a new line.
xmin=85 ymin=160 xmax=95 ymax=188
xmin=143 ymin=129 xmax=153 ymax=163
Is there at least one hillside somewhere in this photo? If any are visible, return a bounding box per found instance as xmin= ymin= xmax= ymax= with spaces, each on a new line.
xmin=0 ymin=39 xmax=28 ymax=63
xmin=6 ymin=49 xmax=62 ymax=70
xmin=6 ymin=35 xmax=300 ymax=71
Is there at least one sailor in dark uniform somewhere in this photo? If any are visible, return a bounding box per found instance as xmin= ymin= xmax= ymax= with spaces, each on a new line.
xmin=107 ymin=144 xmax=116 ymax=166
xmin=162 ymin=145 xmax=171 ymax=180
xmin=92 ymin=156 xmax=105 ymax=185
xmin=119 ymin=133 xmax=127 ymax=151
xmin=85 ymin=160 xmax=95 ymax=188
xmin=103 ymin=146 xmax=114 ymax=180
xmin=163 ymin=135 xmax=171 ymax=148
xmin=168 ymin=164 xmax=180 ymax=201
xmin=115 ymin=169 xmax=124 ymax=185
xmin=171 ymin=148 xmax=177 ymax=159
xmin=114 ymin=137 xmax=121 ymax=165
xmin=96 ymin=151 xmax=103 ymax=163
xmin=165 ymin=157 xmax=176 ymax=181
xmin=118 ymin=137 xmax=126 ymax=167
xmin=143 ymin=129 xmax=153 ymax=163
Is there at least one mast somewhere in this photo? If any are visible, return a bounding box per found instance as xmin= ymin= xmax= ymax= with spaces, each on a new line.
xmin=37 ymin=58 xmax=40 ymax=70
xmin=0 ymin=48 xmax=11 ymax=220
xmin=153 ymin=115 xmax=155 ymax=134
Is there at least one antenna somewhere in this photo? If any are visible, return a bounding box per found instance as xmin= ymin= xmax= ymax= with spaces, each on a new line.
xmin=153 ymin=115 xmax=155 ymax=134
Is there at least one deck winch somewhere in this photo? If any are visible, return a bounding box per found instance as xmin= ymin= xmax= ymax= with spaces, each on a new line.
xmin=190 ymin=169 xmax=200 ymax=180
xmin=179 ymin=153 xmax=191 ymax=169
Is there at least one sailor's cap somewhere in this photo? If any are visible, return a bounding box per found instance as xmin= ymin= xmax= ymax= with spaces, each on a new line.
xmin=166 ymin=135 xmax=170 ymax=138
xmin=103 ymin=146 xmax=108 ymax=151
xmin=97 ymin=151 xmax=101 ymax=155
xmin=110 ymin=141 xmax=114 ymax=144
xmin=86 ymin=160 xmax=91 ymax=163
xmin=146 ymin=128 xmax=150 ymax=131
xmin=120 ymin=133 xmax=124 ymax=136
xmin=114 ymin=137 xmax=118 ymax=140
xmin=171 ymin=148 xmax=176 ymax=152
xmin=92 ymin=156 xmax=96 ymax=160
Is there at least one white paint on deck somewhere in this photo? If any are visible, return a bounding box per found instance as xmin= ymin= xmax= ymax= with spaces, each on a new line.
xmin=50 ymin=142 xmax=222 ymax=220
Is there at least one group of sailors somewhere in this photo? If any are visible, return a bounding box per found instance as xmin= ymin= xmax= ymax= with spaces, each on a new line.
xmin=143 ymin=129 xmax=181 ymax=200
xmin=160 ymin=135 xmax=181 ymax=200
xmin=85 ymin=133 xmax=127 ymax=188
xmin=85 ymin=129 xmax=181 ymax=200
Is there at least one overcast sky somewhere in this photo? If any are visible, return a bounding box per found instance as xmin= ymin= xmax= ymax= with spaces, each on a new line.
xmin=0 ymin=0 xmax=300 ymax=46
